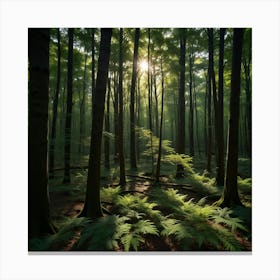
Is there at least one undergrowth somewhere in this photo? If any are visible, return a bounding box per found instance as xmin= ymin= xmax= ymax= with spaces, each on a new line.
xmin=31 ymin=184 xmax=250 ymax=251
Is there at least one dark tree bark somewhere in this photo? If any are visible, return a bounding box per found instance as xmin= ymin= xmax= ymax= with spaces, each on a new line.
xmin=204 ymin=72 xmax=208 ymax=157
xmin=153 ymin=63 xmax=159 ymax=137
xmin=28 ymin=28 xmax=55 ymax=239
xmin=155 ymin=58 xmax=164 ymax=182
xmin=218 ymin=28 xmax=244 ymax=207
xmin=206 ymin=31 xmax=212 ymax=173
xmin=147 ymin=28 xmax=154 ymax=176
xmin=104 ymin=77 xmax=111 ymax=169
xmin=79 ymin=52 xmax=87 ymax=155
xmin=216 ymin=28 xmax=226 ymax=185
xmin=80 ymin=28 xmax=112 ymax=219
xmin=49 ymin=28 xmax=61 ymax=179
xmin=130 ymin=28 xmax=140 ymax=169
xmin=193 ymin=73 xmax=200 ymax=156
xmin=176 ymin=29 xmax=186 ymax=178
xmin=136 ymin=76 xmax=141 ymax=160
xmin=113 ymin=69 xmax=119 ymax=163
xmin=242 ymin=30 xmax=252 ymax=157
xmin=63 ymin=28 xmax=74 ymax=183
xmin=118 ymin=28 xmax=126 ymax=186
xmin=209 ymin=28 xmax=224 ymax=185
xmin=188 ymin=50 xmax=194 ymax=157
xmin=91 ymin=28 xmax=96 ymax=117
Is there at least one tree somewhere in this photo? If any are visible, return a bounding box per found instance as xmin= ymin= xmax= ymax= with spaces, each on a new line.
xmin=79 ymin=50 xmax=88 ymax=155
xmin=216 ymin=28 xmax=226 ymax=185
xmin=176 ymin=29 xmax=186 ymax=178
xmin=28 ymin=28 xmax=55 ymax=239
xmin=242 ymin=29 xmax=252 ymax=157
xmin=118 ymin=28 xmax=126 ymax=186
xmin=208 ymin=28 xmax=224 ymax=185
xmin=91 ymin=28 xmax=96 ymax=116
xmin=206 ymin=30 xmax=212 ymax=173
xmin=49 ymin=28 xmax=61 ymax=179
xmin=188 ymin=48 xmax=194 ymax=157
xmin=104 ymin=77 xmax=111 ymax=169
xmin=217 ymin=28 xmax=244 ymax=207
xmin=155 ymin=57 xmax=164 ymax=182
xmin=80 ymin=28 xmax=112 ymax=219
xmin=63 ymin=28 xmax=74 ymax=183
xmin=130 ymin=28 xmax=140 ymax=169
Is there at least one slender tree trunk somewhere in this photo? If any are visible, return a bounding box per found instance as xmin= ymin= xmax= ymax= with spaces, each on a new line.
xmin=204 ymin=73 xmax=208 ymax=157
xmin=153 ymin=64 xmax=159 ymax=137
xmin=176 ymin=29 xmax=186 ymax=178
xmin=118 ymin=28 xmax=126 ymax=186
xmin=147 ymin=28 xmax=154 ymax=176
xmin=193 ymin=73 xmax=200 ymax=156
xmin=79 ymin=53 xmax=87 ymax=155
xmin=80 ymin=28 xmax=112 ymax=219
xmin=113 ymin=70 xmax=119 ymax=163
xmin=91 ymin=28 xmax=96 ymax=117
xmin=189 ymin=50 xmax=194 ymax=157
xmin=63 ymin=28 xmax=74 ymax=183
xmin=28 ymin=28 xmax=55 ymax=239
xmin=218 ymin=28 xmax=244 ymax=207
xmin=104 ymin=77 xmax=110 ymax=169
xmin=216 ymin=28 xmax=226 ymax=185
xmin=209 ymin=28 xmax=224 ymax=184
xmin=49 ymin=28 xmax=61 ymax=179
xmin=155 ymin=58 xmax=164 ymax=182
xmin=130 ymin=28 xmax=140 ymax=169
xmin=136 ymin=76 xmax=141 ymax=160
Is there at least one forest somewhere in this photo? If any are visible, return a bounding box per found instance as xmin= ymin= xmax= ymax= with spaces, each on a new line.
xmin=28 ymin=27 xmax=252 ymax=252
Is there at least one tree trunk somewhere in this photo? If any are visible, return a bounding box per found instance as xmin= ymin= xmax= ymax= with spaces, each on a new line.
xmin=91 ymin=28 xmax=96 ymax=117
xmin=49 ymin=28 xmax=61 ymax=179
xmin=176 ymin=29 xmax=186 ymax=178
xmin=79 ymin=52 xmax=87 ymax=155
xmin=63 ymin=28 xmax=74 ymax=183
xmin=113 ymin=69 xmax=119 ymax=163
xmin=193 ymin=73 xmax=200 ymax=156
xmin=130 ymin=28 xmax=140 ymax=169
xmin=216 ymin=28 xmax=226 ymax=185
xmin=147 ymin=28 xmax=154 ymax=176
xmin=206 ymin=30 xmax=212 ymax=173
xmin=104 ymin=77 xmax=110 ymax=169
xmin=209 ymin=28 xmax=224 ymax=185
xmin=28 ymin=28 xmax=55 ymax=239
xmin=155 ymin=58 xmax=164 ymax=182
xmin=218 ymin=28 xmax=244 ymax=207
xmin=189 ymin=50 xmax=194 ymax=157
xmin=118 ymin=28 xmax=126 ymax=186
xmin=80 ymin=28 xmax=112 ymax=219
xmin=153 ymin=64 xmax=159 ymax=137
xmin=204 ymin=73 xmax=208 ymax=157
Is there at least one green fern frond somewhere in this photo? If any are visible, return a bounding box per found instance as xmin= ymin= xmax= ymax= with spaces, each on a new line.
xmin=101 ymin=186 xmax=121 ymax=203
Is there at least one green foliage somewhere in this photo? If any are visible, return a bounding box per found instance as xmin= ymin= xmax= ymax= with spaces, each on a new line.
xmin=150 ymin=187 xmax=246 ymax=250
xmin=116 ymin=194 xmax=163 ymax=223
xmin=29 ymin=217 xmax=90 ymax=251
xmin=76 ymin=214 xmax=158 ymax=251
xmin=136 ymin=126 xmax=195 ymax=175
xmin=100 ymin=186 xmax=121 ymax=203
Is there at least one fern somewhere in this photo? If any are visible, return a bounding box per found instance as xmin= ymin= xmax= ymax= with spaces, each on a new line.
xmin=210 ymin=208 xmax=248 ymax=232
xmin=101 ymin=186 xmax=121 ymax=203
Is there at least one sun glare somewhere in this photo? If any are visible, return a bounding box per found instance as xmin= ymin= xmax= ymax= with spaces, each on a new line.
xmin=139 ymin=60 xmax=149 ymax=72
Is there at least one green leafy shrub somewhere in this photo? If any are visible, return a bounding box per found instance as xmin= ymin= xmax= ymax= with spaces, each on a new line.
xmin=76 ymin=214 xmax=158 ymax=251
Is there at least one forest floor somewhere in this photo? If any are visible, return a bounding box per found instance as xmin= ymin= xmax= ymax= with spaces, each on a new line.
xmin=40 ymin=158 xmax=252 ymax=252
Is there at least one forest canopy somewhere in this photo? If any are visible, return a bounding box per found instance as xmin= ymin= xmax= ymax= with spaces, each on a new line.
xmin=28 ymin=28 xmax=252 ymax=251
